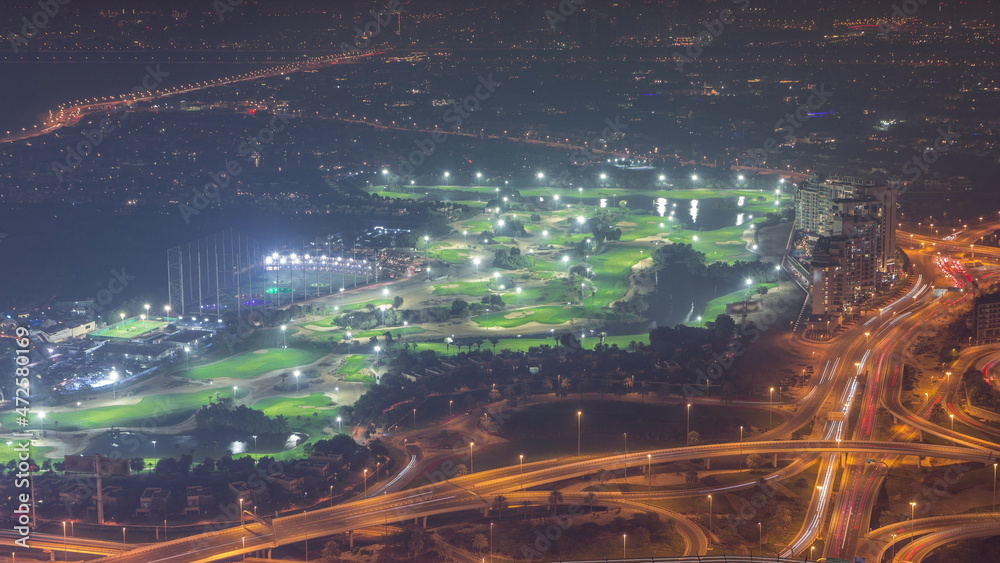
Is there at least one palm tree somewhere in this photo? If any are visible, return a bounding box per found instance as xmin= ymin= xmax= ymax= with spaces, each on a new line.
xmin=492 ymin=495 xmax=508 ymax=521
xmin=489 ymin=337 xmax=500 ymax=353
xmin=746 ymin=453 xmax=762 ymax=472
xmin=584 ymin=492 xmax=598 ymax=513
xmin=547 ymin=490 xmax=564 ymax=513
xmin=471 ymin=533 xmax=489 ymax=554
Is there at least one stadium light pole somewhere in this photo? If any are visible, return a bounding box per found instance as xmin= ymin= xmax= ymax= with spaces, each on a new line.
xmin=252 ymin=435 xmax=257 ymax=452
xmin=280 ymin=325 xmax=287 ymax=348
xmin=151 ymin=440 xmax=156 ymax=457
xmin=294 ymin=370 xmax=300 ymax=395
xmin=233 ymin=386 xmax=238 ymax=401
xmin=163 ymin=304 xmax=170 ymax=320
xmin=144 ymin=304 xmax=150 ymax=319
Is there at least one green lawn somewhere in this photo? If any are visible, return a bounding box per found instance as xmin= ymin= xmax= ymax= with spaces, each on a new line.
xmin=433 ymin=280 xmax=491 ymax=296
xmin=92 ymin=319 xmax=168 ymax=339
xmin=471 ymin=305 xmax=586 ymax=328
xmin=691 ymin=283 xmax=779 ymax=327
xmin=414 ymin=332 xmax=649 ymax=355
xmin=1 ymin=388 xmax=252 ymax=433
xmin=186 ymin=348 xmax=324 ymax=380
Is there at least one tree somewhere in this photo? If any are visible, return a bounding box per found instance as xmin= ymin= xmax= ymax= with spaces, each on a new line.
xmin=454 ymin=463 xmax=469 ymax=477
xmin=450 ymin=299 xmax=470 ymax=318
xmin=756 ymin=285 xmax=769 ymax=296
xmin=392 ymin=295 xmax=404 ymax=310
xmin=472 ymin=533 xmax=489 ymax=553
xmin=492 ymin=495 xmax=508 ymax=521
xmin=547 ymin=490 xmax=564 ymax=513
xmin=321 ymin=539 xmax=342 ymax=560
xmin=687 ymin=430 xmax=700 ymax=446
xmin=746 ymin=453 xmax=762 ymax=471
xmin=489 ymin=337 xmax=500 ymax=354
xmin=584 ymin=491 xmax=598 ymax=513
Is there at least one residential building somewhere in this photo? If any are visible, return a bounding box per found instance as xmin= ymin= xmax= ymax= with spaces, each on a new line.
xmin=136 ymin=488 xmax=171 ymax=515
xmin=974 ymin=292 xmax=1000 ymax=341
xmin=184 ymin=486 xmax=215 ymax=515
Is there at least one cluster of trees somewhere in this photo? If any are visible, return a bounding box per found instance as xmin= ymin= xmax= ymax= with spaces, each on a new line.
xmin=653 ymin=242 xmax=777 ymax=286
xmin=341 ymin=313 xmax=750 ymax=429
xmin=493 ymin=246 xmax=533 ymax=269
xmin=963 ymin=366 xmax=1000 ymax=410
xmin=195 ymin=398 xmax=289 ymax=435
xmin=332 ymin=299 xmax=404 ymax=330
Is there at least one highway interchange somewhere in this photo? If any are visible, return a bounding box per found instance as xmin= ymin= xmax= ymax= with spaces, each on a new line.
xmin=14 ymin=224 xmax=996 ymax=562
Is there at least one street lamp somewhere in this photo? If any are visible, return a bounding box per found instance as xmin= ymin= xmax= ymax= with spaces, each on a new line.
xmin=38 ymin=411 xmax=45 ymax=434
xmin=233 ymin=386 xmax=238 ymax=400
xmin=449 ymin=400 xmax=453 ymax=416
xmin=412 ymin=408 xmax=417 ymax=430
xmin=576 ymin=411 xmax=582 ymax=456
xmin=623 ymin=432 xmax=628 ymax=481
xmin=686 ymin=403 xmax=691 ymax=445
xmin=707 ymin=495 xmax=713 ymax=547
xmin=758 ymin=521 xmax=762 ymax=553
xmin=239 ymin=498 xmax=244 ymax=527
xmin=949 ymin=414 xmax=955 ymax=443
xmin=739 ymin=425 xmax=744 ymax=471
xmin=280 ymin=325 xmax=287 ymax=348
xmin=910 ymin=501 xmax=917 ymax=539
xmin=769 ymin=387 xmax=774 ymax=429
xmin=62 ymin=521 xmax=67 ymax=561
xmin=336 ymin=416 xmax=342 ymax=432
xmin=647 ymin=454 xmax=652 ymax=488
xmin=994 ymin=463 xmax=998 ymax=513
xmin=252 ymin=435 xmax=258 ymax=452
xmin=122 ymin=527 xmax=126 ymax=546
xmin=294 ymin=370 xmax=300 ymax=394
xmin=363 ymin=469 xmax=368 ymax=498
xmin=519 ymin=454 xmax=524 ymax=491
xmin=622 ymin=533 xmax=627 ymax=560
xmin=151 ymin=440 xmax=157 ymax=457
xmin=469 ymin=442 xmax=475 ymax=473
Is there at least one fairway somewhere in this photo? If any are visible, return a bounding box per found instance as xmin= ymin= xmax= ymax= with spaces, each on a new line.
xmin=186 ymin=348 xmax=324 ymax=380
xmin=92 ymin=319 xmax=168 ymax=340
xmin=0 ymin=387 xmax=251 ymax=432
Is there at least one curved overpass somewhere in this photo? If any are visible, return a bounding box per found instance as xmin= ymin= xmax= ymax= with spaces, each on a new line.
xmin=89 ymin=440 xmax=995 ymax=563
